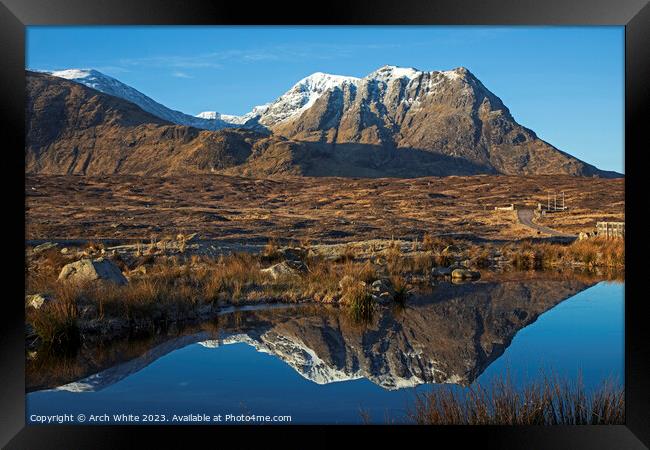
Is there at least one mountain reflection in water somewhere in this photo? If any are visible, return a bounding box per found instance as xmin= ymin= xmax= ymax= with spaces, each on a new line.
xmin=28 ymin=277 xmax=598 ymax=393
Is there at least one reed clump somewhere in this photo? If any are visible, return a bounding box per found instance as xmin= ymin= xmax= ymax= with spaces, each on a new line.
xmin=27 ymin=283 xmax=80 ymax=352
xmin=342 ymin=281 xmax=375 ymax=323
xmin=262 ymin=237 xmax=280 ymax=262
xmin=409 ymin=372 xmax=624 ymax=425
xmin=504 ymin=238 xmax=624 ymax=270
xmin=390 ymin=275 xmax=409 ymax=303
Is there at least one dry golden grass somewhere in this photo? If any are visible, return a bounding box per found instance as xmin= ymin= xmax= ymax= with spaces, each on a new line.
xmin=27 ymin=284 xmax=79 ymax=350
xmin=502 ymin=238 xmax=624 ymax=270
xmin=25 ymin=233 xmax=623 ymax=347
xmin=409 ymin=372 xmax=624 ymax=425
xmin=340 ymin=280 xmax=375 ymax=323
xmin=26 ymin=174 xmax=623 ymax=243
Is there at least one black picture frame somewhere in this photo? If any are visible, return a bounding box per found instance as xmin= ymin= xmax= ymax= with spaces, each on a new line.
xmin=1 ymin=0 xmax=648 ymax=447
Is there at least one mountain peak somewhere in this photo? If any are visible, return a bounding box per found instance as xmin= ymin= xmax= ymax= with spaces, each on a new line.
xmin=294 ymin=72 xmax=360 ymax=91
xmin=46 ymin=68 xmax=115 ymax=83
xmin=255 ymin=72 xmax=360 ymax=126
xmin=26 ymin=70 xmax=620 ymax=178
xmin=442 ymin=66 xmax=473 ymax=79
xmin=368 ymin=65 xmax=421 ymax=81
xmin=44 ymin=68 xmax=234 ymax=131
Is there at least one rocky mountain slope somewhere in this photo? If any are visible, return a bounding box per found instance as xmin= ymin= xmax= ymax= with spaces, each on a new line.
xmin=43 ymin=69 xmax=232 ymax=130
xmin=28 ymin=69 xmax=621 ymax=178
xmin=272 ymin=66 xmax=618 ymax=177
xmin=25 ymin=71 xmax=296 ymax=175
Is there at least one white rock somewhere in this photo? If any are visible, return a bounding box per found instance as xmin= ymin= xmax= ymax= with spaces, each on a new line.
xmin=58 ymin=258 xmax=128 ymax=286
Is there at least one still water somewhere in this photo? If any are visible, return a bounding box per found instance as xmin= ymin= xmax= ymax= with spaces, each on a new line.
xmin=27 ymin=278 xmax=624 ymax=424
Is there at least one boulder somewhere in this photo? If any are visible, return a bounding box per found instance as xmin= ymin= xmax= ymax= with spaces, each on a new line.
xmin=58 ymin=257 xmax=128 ymax=286
xmin=26 ymin=293 xmax=53 ymax=309
xmin=451 ymin=268 xmax=481 ymax=280
xmin=261 ymin=260 xmax=306 ymax=280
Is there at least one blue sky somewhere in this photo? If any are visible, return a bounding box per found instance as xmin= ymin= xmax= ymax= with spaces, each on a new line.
xmin=26 ymin=26 xmax=624 ymax=173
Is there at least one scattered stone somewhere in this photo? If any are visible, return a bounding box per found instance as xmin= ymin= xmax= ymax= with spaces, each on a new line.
xmin=26 ymin=293 xmax=52 ymax=309
xmin=261 ymin=260 xmax=306 ymax=280
xmin=451 ymin=268 xmax=481 ymax=280
xmin=58 ymin=257 xmax=128 ymax=286
xmin=33 ymin=242 xmax=58 ymax=254
xmin=370 ymin=278 xmax=395 ymax=296
xmin=60 ymin=247 xmax=69 ymax=255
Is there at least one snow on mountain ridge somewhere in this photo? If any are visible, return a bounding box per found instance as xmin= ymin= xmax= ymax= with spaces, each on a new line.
xmin=45 ymin=68 xmax=230 ymax=131
xmin=196 ymin=111 xmax=220 ymax=120
xmin=367 ymin=65 xmax=421 ymax=82
xmin=44 ymin=65 xmax=473 ymax=131
xmin=255 ymin=72 xmax=360 ymax=126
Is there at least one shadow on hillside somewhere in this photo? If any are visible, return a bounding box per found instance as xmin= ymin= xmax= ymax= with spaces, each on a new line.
xmin=287 ymin=141 xmax=498 ymax=178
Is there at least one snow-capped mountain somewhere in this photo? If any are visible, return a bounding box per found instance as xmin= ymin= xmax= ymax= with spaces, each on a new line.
xmin=45 ymin=68 xmax=363 ymax=131
xmin=29 ymin=66 xmax=622 ymax=178
xmin=254 ymin=72 xmax=360 ymax=126
xmin=196 ymin=105 xmax=270 ymax=127
xmin=194 ymin=73 xmax=360 ymax=129
xmin=40 ymin=66 xmax=485 ymax=133
xmin=44 ymin=69 xmax=232 ymax=131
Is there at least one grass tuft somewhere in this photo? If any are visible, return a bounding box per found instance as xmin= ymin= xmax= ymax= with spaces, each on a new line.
xmin=409 ymin=371 xmax=624 ymax=425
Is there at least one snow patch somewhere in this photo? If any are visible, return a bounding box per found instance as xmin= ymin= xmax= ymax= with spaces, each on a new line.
xmin=196 ymin=111 xmax=220 ymax=120
xmin=368 ymin=65 xmax=421 ymax=82
xmin=256 ymin=72 xmax=360 ymax=126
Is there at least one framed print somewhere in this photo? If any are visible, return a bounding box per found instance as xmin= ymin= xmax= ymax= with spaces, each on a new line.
xmin=1 ymin=0 xmax=648 ymax=447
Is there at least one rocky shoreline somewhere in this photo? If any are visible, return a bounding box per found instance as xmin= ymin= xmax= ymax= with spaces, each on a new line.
xmin=25 ymin=234 xmax=623 ymax=353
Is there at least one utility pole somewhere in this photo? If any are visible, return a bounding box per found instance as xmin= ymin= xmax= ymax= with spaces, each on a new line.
xmin=547 ymin=192 xmax=550 ymax=210
xmin=554 ymin=193 xmax=557 ymax=211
